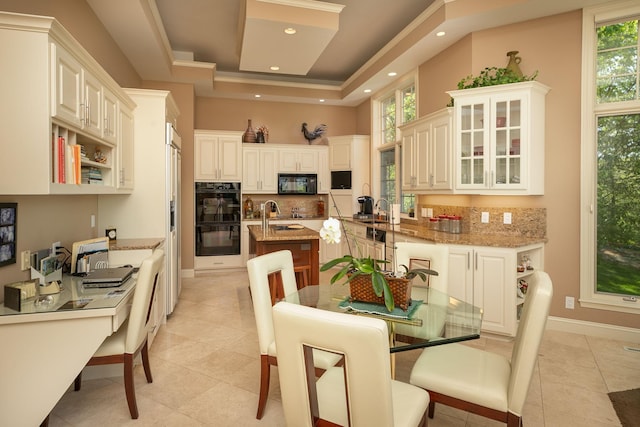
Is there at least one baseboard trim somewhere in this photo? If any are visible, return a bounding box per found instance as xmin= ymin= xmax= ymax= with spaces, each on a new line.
xmin=546 ymin=316 xmax=640 ymax=342
xmin=182 ymin=269 xmax=195 ymax=278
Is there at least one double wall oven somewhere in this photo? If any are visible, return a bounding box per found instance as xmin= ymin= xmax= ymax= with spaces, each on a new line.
xmin=195 ymin=182 xmax=241 ymax=256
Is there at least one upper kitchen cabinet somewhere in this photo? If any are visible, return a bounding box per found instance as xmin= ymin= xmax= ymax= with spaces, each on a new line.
xmin=194 ymin=130 xmax=243 ymax=182
xmin=0 ymin=12 xmax=135 ymax=195
xmin=243 ymin=145 xmax=278 ymax=193
xmin=399 ymin=108 xmax=453 ymax=192
xmin=329 ymin=135 xmax=371 ymax=199
xmin=279 ymin=147 xmax=318 ymax=172
xmin=449 ymin=81 xmax=550 ymax=195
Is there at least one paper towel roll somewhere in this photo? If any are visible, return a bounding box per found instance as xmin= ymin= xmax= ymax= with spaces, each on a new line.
xmin=390 ymin=204 xmax=401 ymax=224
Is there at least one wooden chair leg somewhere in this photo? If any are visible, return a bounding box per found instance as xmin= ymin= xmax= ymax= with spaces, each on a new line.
xmin=256 ymin=354 xmax=271 ymax=419
xmin=74 ymin=372 xmax=82 ymax=391
xmin=123 ymin=353 xmax=139 ymax=419
xmin=140 ymin=340 xmax=153 ymax=383
xmin=428 ymin=401 xmax=435 ymax=418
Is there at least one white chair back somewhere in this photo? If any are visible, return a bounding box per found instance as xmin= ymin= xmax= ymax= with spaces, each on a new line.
xmin=125 ymin=249 xmax=164 ymax=353
xmin=394 ymin=242 xmax=449 ymax=293
xmin=246 ymin=250 xmax=298 ymax=356
xmin=273 ymin=301 xmax=397 ymax=426
xmin=507 ymin=271 xmax=553 ymax=415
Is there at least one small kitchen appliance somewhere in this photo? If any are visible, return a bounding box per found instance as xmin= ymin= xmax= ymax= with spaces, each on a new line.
xmin=354 ymin=196 xmax=374 ymax=219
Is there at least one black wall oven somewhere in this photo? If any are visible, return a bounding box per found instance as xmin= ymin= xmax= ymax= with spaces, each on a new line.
xmin=195 ymin=182 xmax=241 ymax=256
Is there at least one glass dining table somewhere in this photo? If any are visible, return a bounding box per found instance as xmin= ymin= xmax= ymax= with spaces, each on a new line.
xmin=282 ymin=281 xmax=483 ymax=354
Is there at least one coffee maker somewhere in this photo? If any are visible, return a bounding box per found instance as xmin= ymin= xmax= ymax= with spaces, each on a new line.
xmin=355 ymin=196 xmax=374 ymax=219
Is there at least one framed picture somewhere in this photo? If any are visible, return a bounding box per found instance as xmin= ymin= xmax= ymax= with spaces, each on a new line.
xmin=0 ymin=203 xmax=17 ymax=267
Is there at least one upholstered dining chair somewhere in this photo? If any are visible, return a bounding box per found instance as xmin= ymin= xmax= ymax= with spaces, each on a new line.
xmin=74 ymin=249 xmax=164 ymax=419
xmin=246 ymin=250 xmax=341 ymax=419
xmin=393 ymin=242 xmax=449 ymax=293
xmin=393 ymin=242 xmax=449 ymax=343
xmin=273 ymin=301 xmax=430 ymax=426
xmin=409 ymin=270 xmax=553 ymax=427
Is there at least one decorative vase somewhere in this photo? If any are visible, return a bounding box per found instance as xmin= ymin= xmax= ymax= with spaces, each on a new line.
xmin=348 ymin=274 xmax=412 ymax=311
xmin=242 ymin=119 xmax=257 ymax=143
xmin=256 ymin=131 xmax=265 ymax=143
xmin=506 ymin=50 xmax=523 ymax=78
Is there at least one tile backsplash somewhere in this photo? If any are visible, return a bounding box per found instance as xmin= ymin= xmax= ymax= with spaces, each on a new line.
xmin=411 ymin=204 xmax=546 ymax=238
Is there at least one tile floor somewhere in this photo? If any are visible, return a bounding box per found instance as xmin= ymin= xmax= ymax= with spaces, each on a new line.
xmin=48 ymin=270 xmax=640 ymax=426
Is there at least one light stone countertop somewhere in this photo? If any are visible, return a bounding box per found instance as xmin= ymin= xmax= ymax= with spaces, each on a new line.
xmin=109 ymin=238 xmax=164 ymax=251
xmin=342 ymin=219 xmax=547 ymax=248
xmin=247 ymin=225 xmax=320 ymax=242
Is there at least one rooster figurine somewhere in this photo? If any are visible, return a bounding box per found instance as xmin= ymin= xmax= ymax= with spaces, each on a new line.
xmin=301 ymin=122 xmax=327 ymax=144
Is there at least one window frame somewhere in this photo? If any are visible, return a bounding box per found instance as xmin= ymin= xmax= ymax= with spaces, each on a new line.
xmin=371 ymin=72 xmax=417 ymax=216
xmin=580 ymin=1 xmax=640 ymax=314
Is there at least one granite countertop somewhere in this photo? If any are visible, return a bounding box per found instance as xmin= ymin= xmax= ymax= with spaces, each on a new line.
xmin=109 ymin=238 xmax=164 ymax=251
xmin=243 ymin=215 xmax=327 ymax=222
xmin=247 ymin=224 xmax=320 ymax=242
xmin=342 ymin=219 xmax=546 ymax=248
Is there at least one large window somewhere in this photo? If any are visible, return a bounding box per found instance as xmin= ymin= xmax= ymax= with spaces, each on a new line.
xmin=581 ymin=4 xmax=640 ymax=313
xmin=374 ymin=78 xmax=416 ymax=214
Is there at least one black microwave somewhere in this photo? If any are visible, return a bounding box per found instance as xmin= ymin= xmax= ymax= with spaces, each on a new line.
xmin=278 ymin=173 xmax=317 ymax=195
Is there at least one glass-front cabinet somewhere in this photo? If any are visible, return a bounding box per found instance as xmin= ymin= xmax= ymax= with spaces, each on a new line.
xmin=449 ymin=81 xmax=549 ymax=195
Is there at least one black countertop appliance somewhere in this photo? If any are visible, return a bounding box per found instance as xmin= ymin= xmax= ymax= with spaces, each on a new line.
xmin=357 ymin=196 xmax=374 ymax=215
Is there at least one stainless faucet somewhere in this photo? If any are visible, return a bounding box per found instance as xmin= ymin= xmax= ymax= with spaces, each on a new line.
xmin=261 ymin=199 xmax=281 ymax=230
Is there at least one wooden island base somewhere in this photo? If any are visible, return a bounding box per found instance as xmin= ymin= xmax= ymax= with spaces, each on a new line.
xmin=247 ymin=225 xmax=320 ymax=292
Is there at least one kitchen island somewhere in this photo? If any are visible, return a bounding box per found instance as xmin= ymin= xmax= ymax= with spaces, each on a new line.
xmin=247 ymin=224 xmax=320 ymax=287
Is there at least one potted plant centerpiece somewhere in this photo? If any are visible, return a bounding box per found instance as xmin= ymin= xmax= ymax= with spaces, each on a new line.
xmin=319 ymin=217 xmax=438 ymax=312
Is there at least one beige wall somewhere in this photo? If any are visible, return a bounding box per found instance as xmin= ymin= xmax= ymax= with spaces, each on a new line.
xmin=0 ymin=195 xmax=99 ymax=286
xmin=418 ymin=10 xmax=636 ymax=328
xmin=195 ymin=97 xmax=358 ymax=142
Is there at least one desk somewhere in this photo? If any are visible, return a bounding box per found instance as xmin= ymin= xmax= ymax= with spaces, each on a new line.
xmin=283 ymin=282 xmax=483 ymax=353
xmin=0 ymin=275 xmax=136 ymax=427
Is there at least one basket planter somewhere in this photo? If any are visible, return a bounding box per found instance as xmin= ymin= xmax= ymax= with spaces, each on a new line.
xmin=348 ymin=274 xmax=412 ymax=311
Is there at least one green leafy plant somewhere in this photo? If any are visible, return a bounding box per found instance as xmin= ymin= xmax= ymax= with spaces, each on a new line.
xmin=456 ymin=66 xmax=538 ymax=90
xmin=319 ymin=218 xmax=438 ymax=311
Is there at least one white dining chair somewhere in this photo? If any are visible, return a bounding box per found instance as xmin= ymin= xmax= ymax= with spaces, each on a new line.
xmin=246 ymin=250 xmax=341 ymax=419
xmin=273 ymin=301 xmax=430 ymax=426
xmin=393 ymin=241 xmax=449 ymax=293
xmin=74 ymin=249 xmax=165 ymax=419
xmin=409 ymin=271 xmax=553 ymax=427
xmin=393 ymin=242 xmax=449 ymax=343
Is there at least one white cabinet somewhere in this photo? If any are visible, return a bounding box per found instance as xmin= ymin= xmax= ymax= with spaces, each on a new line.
xmin=194 ymin=130 xmax=242 ymax=182
xmin=117 ymin=103 xmax=135 ymax=190
xmin=400 ymin=108 xmax=453 ymax=192
xmin=102 ymin=86 xmax=118 ymax=145
xmin=243 ymin=146 xmax=278 ymax=193
xmin=328 ymin=136 xmax=370 ymax=216
xmin=449 ymin=81 xmax=549 ymax=195
xmin=447 ymin=243 xmax=543 ymax=336
xmin=279 ymin=148 xmax=318 ymax=172
xmin=0 ymin=13 xmax=134 ymax=195
xmin=316 ymin=146 xmax=330 ymax=194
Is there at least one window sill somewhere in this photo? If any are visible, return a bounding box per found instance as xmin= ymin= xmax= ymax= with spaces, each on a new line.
xmin=579 ymin=296 xmax=639 ymax=315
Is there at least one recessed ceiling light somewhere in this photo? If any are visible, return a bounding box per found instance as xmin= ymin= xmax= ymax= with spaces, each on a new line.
xmin=436 ymin=31 xmax=446 ymax=37
xmin=388 ymin=72 xmax=397 ymax=77
xmin=364 ymin=89 xmax=372 ymax=93
xmin=319 ymin=99 xmax=325 ymax=103
xmin=284 ymin=27 xmax=296 ymax=35
xmin=270 ymin=66 xmax=280 ymax=71
xmin=255 ymin=94 xmax=261 ymax=98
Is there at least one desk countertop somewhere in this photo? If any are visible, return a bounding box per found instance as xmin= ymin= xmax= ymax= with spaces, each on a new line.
xmin=109 ymin=238 xmax=164 ymax=251
xmin=247 ymin=225 xmax=319 ymax=242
